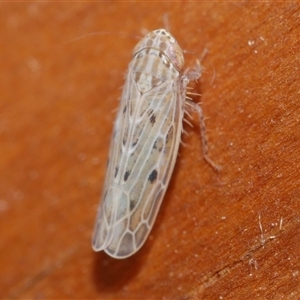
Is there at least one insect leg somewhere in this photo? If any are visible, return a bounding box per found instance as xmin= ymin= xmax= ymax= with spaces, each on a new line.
xmin=185 ymin=99 xmax=220 ymax=171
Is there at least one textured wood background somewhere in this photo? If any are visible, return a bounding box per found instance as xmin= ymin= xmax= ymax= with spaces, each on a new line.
xmin=1 ymin=3 xmax=299 ymax=299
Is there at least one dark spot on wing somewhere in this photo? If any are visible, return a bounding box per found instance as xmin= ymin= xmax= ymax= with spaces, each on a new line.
xmin=153 ymin=140 xmax=163 ymax=152
xmin=132 ymin=139 xmax=138 ymax=147
xmin=130 ymin=199 xmax=136 ymax=211
xmin=166 ymin=126 xmax=173 ymax=144
xmin=147 ymin=109 xmax=154 ymax=116
xmin=123 ymin=105 xmax=127 ymax=114
xmin=114 ymin=167 xmax=119 ymax=178
xmin=150 ymin=114 xmax=156 ymax=124
xmin=148 ymin=169 xmax=158 ymax=183
xmin=124 ymin=170 xmax=131 ymax=182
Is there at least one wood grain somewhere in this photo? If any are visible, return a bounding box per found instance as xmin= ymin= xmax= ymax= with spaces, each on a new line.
xmin=1 ymin=3 xmax=299 ymax=299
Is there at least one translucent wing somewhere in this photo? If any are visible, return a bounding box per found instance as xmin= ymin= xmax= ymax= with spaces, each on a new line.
xmin=92 ymin=29 xmax=188 ymax=259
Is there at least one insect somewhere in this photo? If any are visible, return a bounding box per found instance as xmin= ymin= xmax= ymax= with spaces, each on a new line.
xmin=92 ymin=29 xmax=217 ymax=259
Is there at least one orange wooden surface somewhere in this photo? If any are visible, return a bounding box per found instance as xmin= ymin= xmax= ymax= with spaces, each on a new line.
xmin=1 ymin=3 xmax=299 ymax=299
